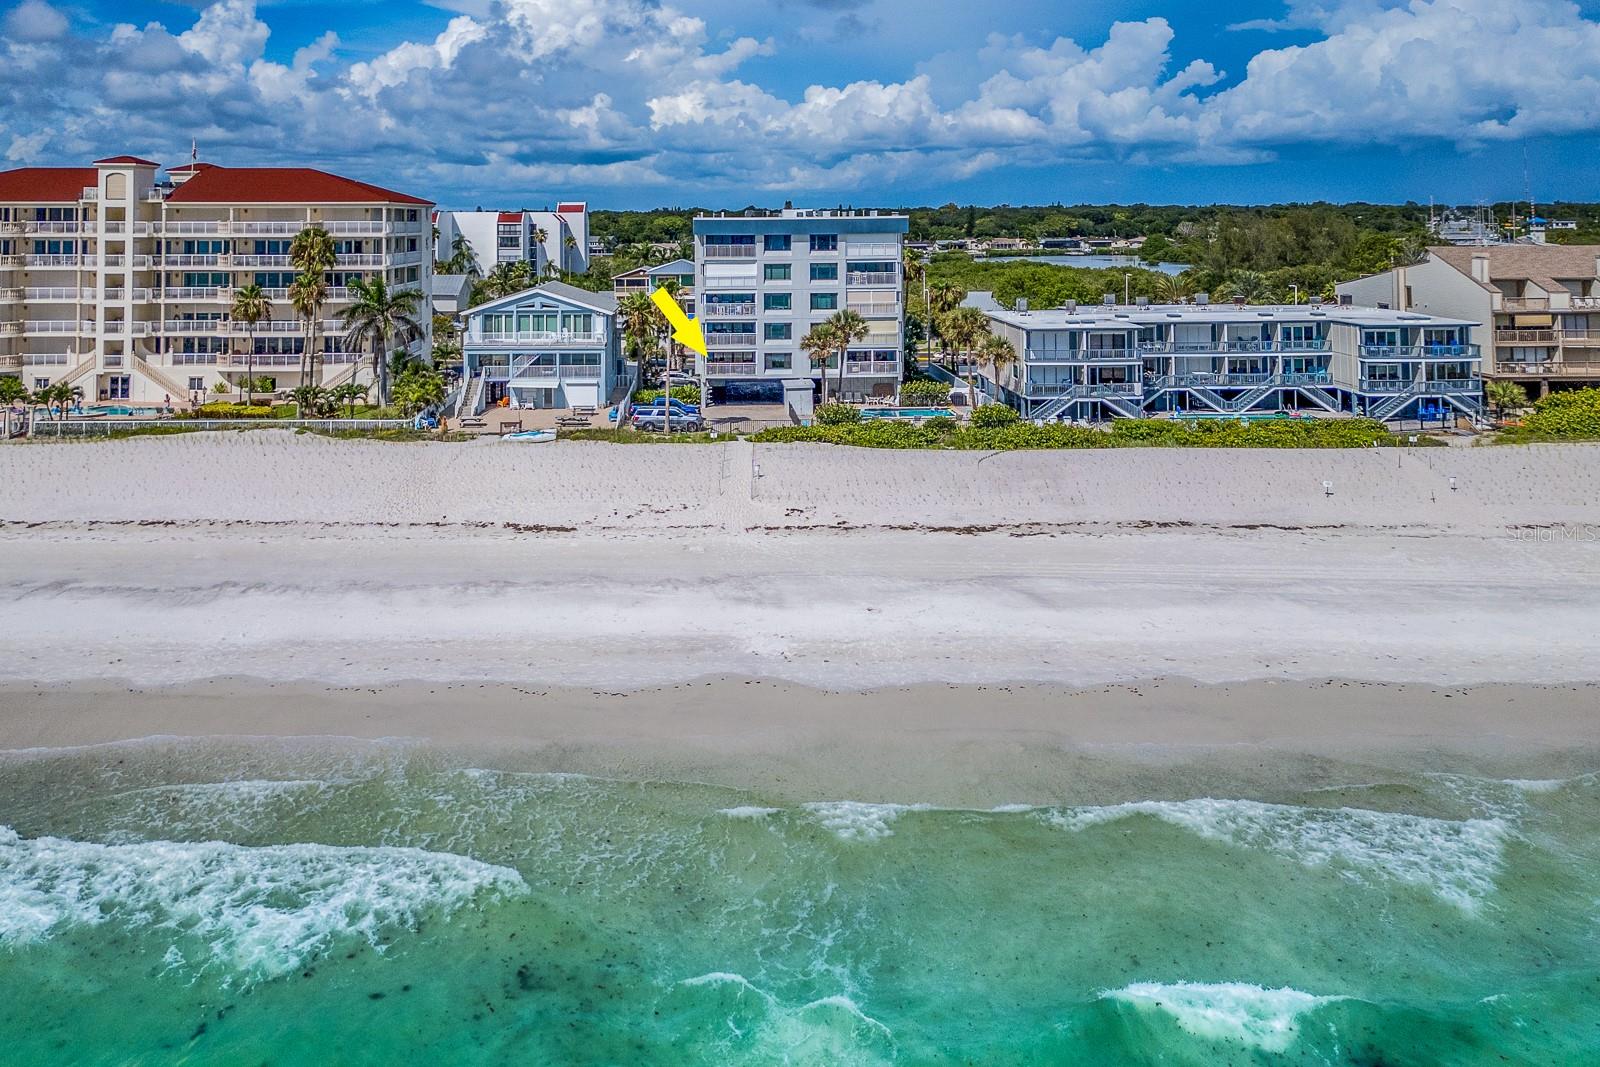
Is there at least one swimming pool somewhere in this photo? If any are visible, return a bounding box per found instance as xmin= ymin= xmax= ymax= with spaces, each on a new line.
xmin=89 ymin=406 xmax=164 ymax=417
xmin=860 ymin=407 xmax=956 ymax=420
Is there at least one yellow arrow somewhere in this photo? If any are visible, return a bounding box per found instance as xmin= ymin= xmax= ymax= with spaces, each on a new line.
xmin=650 ymin=285 xmax=706 ymax=357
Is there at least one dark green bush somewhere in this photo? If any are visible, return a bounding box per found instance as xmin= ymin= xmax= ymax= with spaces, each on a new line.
xmin=970 ymin=403 xmax=1021 ymax=428
xmin=814 ymin=403 xmax=862 ymax=426
xmin=899 ymin=380 xmax=952 ymax=406
xmin=1499 ymin=387 xmax=1600 ymax=441
xmin=634 ymin=385 xmax=702 ymax=405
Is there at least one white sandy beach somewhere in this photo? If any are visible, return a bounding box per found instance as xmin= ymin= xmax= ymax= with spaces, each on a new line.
xmin=1 ymin=432 xmax=1597 ymax=792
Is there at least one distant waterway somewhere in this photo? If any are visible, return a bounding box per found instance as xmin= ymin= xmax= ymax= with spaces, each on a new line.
xmin=977 ymin=253 xmax=1188 ymax=274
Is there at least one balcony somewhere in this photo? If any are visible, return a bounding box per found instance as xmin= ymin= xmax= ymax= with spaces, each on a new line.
xmin=702 ymin=243 xmax=757 ymax=260
xmin=1026 ymin=346 xmax=1140 ymax=363
xmin=1146 ymin=372 xmax=1278 ymax=389
xmin=1023 ymin=381 xmax=1142 ymax=399
xmin=846 ymin=271 xmax=897 ymax=287
xmin=844 ymin=360 xmax=899 ymax=376
xmin=154 ymin=254 xmax=220 ymax=268
xmin=1571 ymin=296 xmax=1600 ymax=310
xmin=844 ymin=242 xmax=899 ymax=258
xmin=701 ymin=302 xmax=757 ymax=318
xmin=475 ymin=330 xmax=606 ymax=346
xmin=1 ymin=220 xmax=83 ymax=236
xmin=160 ymin=287 xmax=224 ymax=301
xmin=1359 ymin=344 xmax=1480 ymax=360
xmin=1560 ymin=330 xmax=1600 ymax=346
xmin=1500 ymin=296 xmax=1550 ymax=312
xmin=23 ymin=352 xmax=70 ymax=364
xmin=23 ymin=320 xmax=93 ymax=334
xmin=1492 ymin=361 xmax=1600 ymax=378
xmin=233 ymin=255 xmax=292 ymax=268
xmin=156 ymin=222 xmax=226 ymax=236
xmin=1356 ymin=378 xmax=1481 ymax=394
xmin=705 ymin=359 xmax=759 ymax=376
xmin=0 ymin=288 xmax=19 ymax=302
xmin=337 ymin=254 xmax=385 ymax=268
xmin=169 ymin=353 xmax=220 ymax=365
xmin=1496 ymin=329 xmax=1556 ymax=345
xmin=704 ymin=332 xmax=758 ymax=347
xmin=846 ymin=301 xmax=899 ymax=318
xmin=23 ymin=255 xmax=85 ymax=269
xmin=703 ymin=275 xmax=759 ymax=290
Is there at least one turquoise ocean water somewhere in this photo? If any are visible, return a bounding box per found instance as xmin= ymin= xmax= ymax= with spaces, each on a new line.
xmin=1 ymin=737 xmax=1596 ymax=1065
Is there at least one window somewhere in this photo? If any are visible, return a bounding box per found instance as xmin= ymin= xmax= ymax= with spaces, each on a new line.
xmin=188 ymin=377 xmax=205 ymax=392
xmin=809 ymin=234 xmax=838 ymax=252
xmin=34 ymin=378 xmax=49 ymax=391
xmin=766 ymin=353 xmax=791 ymax=371
xmin=764 ymin=264 xmax=791 ymax=281
xmin=765 ymin=323 xmax=792 ymax=340
xmin=810 ymin=263 xmax=838 ymax=282
xmin=763 ymin=234 xmax=791 ymax=252
xmin=810 ymin=293 xmax=838 ymax=311
xmin=253 ymin=240 xmax=291 ymax=255
xmin=764 ymin=293 xmax=791 ymax=310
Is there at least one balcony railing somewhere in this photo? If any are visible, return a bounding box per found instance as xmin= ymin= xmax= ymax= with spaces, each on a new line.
xmin=161 ymin=287 xmax=223 ymax=301
xmin=1493 ymin=362 xmax=1600 ymax=377
xmin=847 ymin=302 xmax=899 ymax=318
xmin=475 ymin=330 xmax=605 ymax=345
xmin=1023 ymin=382 xmax=1142 ymax=398
xmin=170 ymin=353 xmax=220 ymax=365
xmin=233 ymin=255 xmax=292 ymax=268
xmin=703 ymin=243 xmax=757 ymax=259
xmin=155 ymin=254 xmax=220 ymax=267
xmin=1571 ymin=296 xmax=1600 ymax=310
xmin=2 ymin=221 xmax=84 ymax=235
xmin=1140 ymin=338 xmax=1327 ymax=354
xmin=1358 ymin=377 xmax=1480 ymax=393
xmin=1501 ymin=296 xmax=1550 ymax=312
xmin=1026 ymin=347 xmax=1140 ymax=363
xmin=1146 ymin=372 xmax=1277 ymax=389
xmin=23 ymin=255 xmax=85 ymax=268
xmin=846 ymin=271 xmax=897 ymax=286
xmin=704 ymin=332 xmax=758 ymax=347
xmin=705 ymin=360 xmax=759 ymax=376
xmin=703 ymin=276 xmax=759 ymax=290
xmin=19 ymin=287 xmax=86 ymax=301
xmin=1359 ymin=344 xmax=1480 ymax=359
xmin=23 ymin=320 xmax=92 ymax=333
xmin=23 ymin=352 xmax=70 ymax=363
xmin=702 ymin=302 xmax=757 ymax=317
xmin=844 ymin=360 xmax=900 ymax=376
xmin=844 ymin=242 xmax=900 ymax=258
xmin=1496 ymin=329 xmax=1556 ymax=345
xmin=1560 ymin=330 xmax=1600 ymax=346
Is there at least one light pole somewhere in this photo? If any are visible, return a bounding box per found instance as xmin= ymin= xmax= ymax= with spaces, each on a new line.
xmin=1123 ymin=273 xmax=1131 ymax=305
xmin=1290 ymin=284 xmax=1300 ymax=305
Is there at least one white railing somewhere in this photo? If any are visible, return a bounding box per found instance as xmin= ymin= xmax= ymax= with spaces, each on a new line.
xmin=844 ymin=360 xmax=900 ymax=376
xmin=20 ymin=287 xmax=83 ymax=301
xmin=161 ymin=287 xmax=224 ymax=301
xmin=702 ymin=303 xmax=757 ymax=317
xmin=475 ymin=330 xmax=605 ymax=345
xmin=703 ymin=243 xmax=757 ymax=259
xmin=847 ymin=302 xmax=899 ymax=318
xmin=24 ymin=255 xmax=84 ymax=268
xmin=846 ymin=271 xmax=897 ymax=286
xmin=103 ymin=355 xmax=124 ymax=367
xmin=157 ymin=221 xmax=225 ymax=236
xmin=233 ymin=255 xmax=292 ymax=267
xmin=337 ymin=254 xmax=385 ymax=268
xmin=81 ymin=189 xmax=98 ymax=201
xmin=169 ymin=353 xmax=219 ymax=365
xmin=24 ymin=320 xmax=92 ymax=333
xmin=845 ymin=242 xmax=900 ymax=257
xmin=0 ymin=321 xmax=18 ymax=334
xmin=0 ymin=288 xmax=20 ymax=301
xmin=21 ymin=221 xmax=84 ymax=235
xmin=23 ymin=352 xmax=69 ymax=363
xmin=156 ymin=320 xmax=225 ymax=334
xmin=705 ymin=332 xmax=758 ymax=347
xmin=703 ymin=276 xmax=759 ymax=290
xmin=705 ymin=360 xmax=759 ymax=375
xmin=155 ymin=255 xmax=220 ymax=267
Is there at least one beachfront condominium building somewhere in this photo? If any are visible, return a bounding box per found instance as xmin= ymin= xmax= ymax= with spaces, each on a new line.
xmin=457 ymin=280 xmax=623 ymax=413
xmin=970 ymin=298 xmax=1483 ymax=424
xmin=1338 ymin=245 xmax=1600 ymax=398
xmin=692 ymin=208 xmax=908 ymax=405
xmin=612 ymin=258 xmax=695 ymax=317
xmin=0 ymin=156 xmax=431 ymax=405
xmin=434 ymin=205 xmax=590 ymax=279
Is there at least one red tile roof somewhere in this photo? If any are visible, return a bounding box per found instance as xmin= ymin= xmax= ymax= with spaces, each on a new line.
xmin=94 ymin=155 xmax=161 ymax=167
xmin=169 ymin=162 xmax=219 ymax=173
xmin=557 ymin=202 xmax=586 ymax=213
xmin=498 ymin=212 xmax=523 ymax=223
xmin=165 ymin=166 xmax=432 ymax=206
xmin=0 ymin=167 xmax=98 ymax=203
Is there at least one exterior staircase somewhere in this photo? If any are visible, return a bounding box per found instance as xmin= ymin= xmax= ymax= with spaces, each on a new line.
xmin=132 ymin=354 xmax=192 ymax=401
xmin=454 ymin=373 xmax=485 ymax=418
xmin=1294 ymin=383 xmax=1341 ymax=412
xmin=1366 ymin=390 xmax=1417 ymax=422
xmin=1029 ymin=395 xmax=1076 ymax=421
xmin=1099 ymin=395 xmax=1142 ymax=419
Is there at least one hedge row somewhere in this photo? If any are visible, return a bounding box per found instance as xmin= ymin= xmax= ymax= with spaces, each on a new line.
xmin=750 ymin=417 xmax=1415 ymax=450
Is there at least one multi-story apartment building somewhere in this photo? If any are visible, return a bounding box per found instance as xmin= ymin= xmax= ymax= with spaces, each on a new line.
xmin=0 ymin=156 xmax=431 ymax=405
xmin=692 ymin=208 xmax=908 ymax=404
xmin=458 ymin=280 xmax=624 ymax=413
xmin=972 ymin=298 xmax=1482 ymax=424
xmin=1338 ymin=245 xmax=1600 ymax=397
xmin=612 ymin=258 xmax=695 ymax=316
xmin=434 ymin=205 xmax=589 ymax=278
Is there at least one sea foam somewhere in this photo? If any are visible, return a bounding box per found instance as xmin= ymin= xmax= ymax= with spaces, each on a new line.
xmin=801 ymin=802 xmax=932 ymax=842
xmin=1103 ymin=981 xmax=1344 ymax=1053
xmin=0 ymin=826 xmax=528 ymax=984
xmin=1046 ymin=798 xmax=1507 ymax=911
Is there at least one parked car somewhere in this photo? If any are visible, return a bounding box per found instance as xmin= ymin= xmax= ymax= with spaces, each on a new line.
xmin=632 ymin=407 xmax=704 ymax=432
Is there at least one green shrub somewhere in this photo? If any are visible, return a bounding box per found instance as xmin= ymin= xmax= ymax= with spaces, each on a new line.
xmin=970 ymin=403 xmax=1020 ymax=428
xmin=899 ymin=380 xmax=951 ymax=406
xmin=1499 ymin=387 xmax=1600 ymax=441
xmin=923 ymin=416 xmax=958 ymax=434
xmin=634 ymin=385 xmax=701 ymax=405
xmin=814 ymin=403 xmax=862 ymax=426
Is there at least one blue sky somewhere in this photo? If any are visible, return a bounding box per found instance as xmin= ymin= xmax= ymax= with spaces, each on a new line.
xmin=4 ymin=0 xmax=1600 ymax=209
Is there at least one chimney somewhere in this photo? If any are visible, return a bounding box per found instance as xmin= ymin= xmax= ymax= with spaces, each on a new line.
xmin=1470 ymin=253 xmax=1489 ymax=284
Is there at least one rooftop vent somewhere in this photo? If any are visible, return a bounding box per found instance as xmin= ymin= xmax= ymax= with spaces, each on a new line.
xmin=1339 ymin=294 xmax=1354 ymax=306
xmin=1195 ymin=292 xmax=1209 ymax=305
xmin=1016 ymin=297 xmax=1029 ymax=313
xmin=1103 ymin=293 xmax=1115 ymax=306
xmin=1064 ymin=300 xmax=1078 ymax=314
xmin=1136 ymin=296 xmax=1150 ymax=307
xmin=1232 ymin=296 xmax=1247 ymax=307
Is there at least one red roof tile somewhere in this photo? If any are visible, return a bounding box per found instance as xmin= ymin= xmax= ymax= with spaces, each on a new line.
xmin=165 ymin=166 xmax=432 ymax=206
xmin=0 ymin=167 xmax=98 ymax=203
xmin=94 ymin=155 xmax=161 ymax=166
xmin=169 ymin=162 xmax=219 ymax=173
xmin=557 ymin=202 xmax=585 ymax=213
xmin=498 ymin=212 xmax=523 ymax=223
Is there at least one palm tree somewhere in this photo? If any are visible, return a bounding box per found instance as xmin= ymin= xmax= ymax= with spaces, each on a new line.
xmin=979 ymin=333 xmax=1018 ymax=406
xmin=0 ymin=376 xmax=27 ymax=407
xmin=287 ymin=274 xmax=326 ymax=405
xmin=825 ymin=309 xmax=869 ymax=401
xmin=563 ymin=233 xmax=578 ymax=271
xmin=332 ymin=381 xmax=369 ymax=419
xmin=340 ymin=275 xmax=423 ymax=406
xmin=801 ymin=322 xmax=840 ymax=404
xmin=1228 ymin=270 xmax=1272 ymax=304
xmin=1155 ymin=271 xmax=1195 ymax=305
xmin=618 ymin=290 xmax=666 ymax=382
xmin=938 ymin=306 xmax=990 ymax=403
xmin=927 ymin=281 xmax=966 ymax=360
xmin=1485 ymin=379 xmax=1528 ymax=421
xmin=229 ymin=283 xmax=271 ymax=405
xmin=288 ymin=226 xmax=336 ymax=385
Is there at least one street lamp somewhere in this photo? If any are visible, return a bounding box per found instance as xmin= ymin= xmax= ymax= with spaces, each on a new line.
xmin=1123 ymin=273 xmax=1131 ymax=305
xmin=1290 ymin=284 xmax=1300 ymax=305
